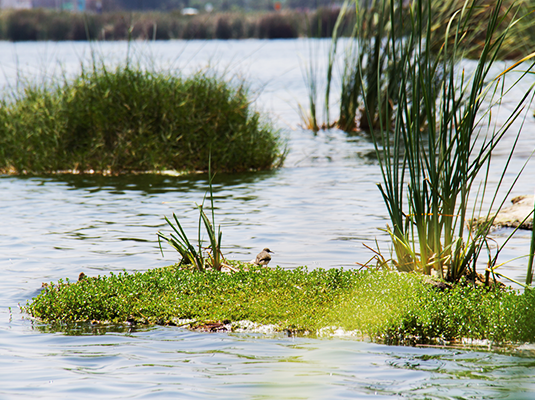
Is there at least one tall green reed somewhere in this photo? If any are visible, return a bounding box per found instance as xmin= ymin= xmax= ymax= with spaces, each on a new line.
xmin=157 ymin=160 xmax=225 ymax=272
xmin=528 ymin=199 xmax=535 ymax=285
xmin=323 ymin=2 xmax=352 ymax=128
xmin=298 ymin=41 xmax=321 ymax=132
xmin=298 ymin=3 xmax=354 ymax=132
xmin=313 ymin=0 xmax=420 ymax=133
xmin=305 ymin=0 xmax=534 ymax=134
xmin=369 ymin=0 xmax=535 ymax=283
xmin=337 ymin=0 xmax=396 ymax=132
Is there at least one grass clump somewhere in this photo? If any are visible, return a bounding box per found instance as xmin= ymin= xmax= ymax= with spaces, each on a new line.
xmin=26 ymin=267 xmax=535 ymax=344
xmin=0 ymin=65 xmax=286 ymax=174
xmin=158 ymin=162 xmax=227 ymax=272
xmin=304 ymin=0 xmax=535 ymax=132
xmin=309 ymin=0 xmax=535 ymax=286
xmin=369 ymin=0 xmax=535 ymax=285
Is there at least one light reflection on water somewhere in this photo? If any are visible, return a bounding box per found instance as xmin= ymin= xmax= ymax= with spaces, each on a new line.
xmin=2 ymin=321 xmax=535 ymax=399
xmin=1 ymin=40 xmax=535 ymax=398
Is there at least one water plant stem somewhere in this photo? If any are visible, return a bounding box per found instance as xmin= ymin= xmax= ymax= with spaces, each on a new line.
xmin=158 ymin=155 xmax=225 ymax=271
xmin=527 ymin=197 xmax=535 ymax=286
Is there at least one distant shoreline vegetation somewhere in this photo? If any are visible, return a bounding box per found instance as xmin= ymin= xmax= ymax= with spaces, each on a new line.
xmin=0 ymin=8 xmax=349 ymax=41
xmin=0 ymin=4 xmax=531 ymax=60
xmin=0 ymin=65 xmax=286 ymax=175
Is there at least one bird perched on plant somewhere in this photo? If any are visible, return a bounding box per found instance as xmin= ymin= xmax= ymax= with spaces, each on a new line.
xmin=253 ymin=248 xmax=274 ymax=266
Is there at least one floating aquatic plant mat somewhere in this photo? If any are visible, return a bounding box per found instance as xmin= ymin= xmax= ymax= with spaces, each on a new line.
xmin=26 ymin=266 xmax=535 ymax=345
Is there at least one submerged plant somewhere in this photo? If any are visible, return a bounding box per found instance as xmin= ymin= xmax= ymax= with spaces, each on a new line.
xmin=370 ymin=0 xmax=535 ymax=284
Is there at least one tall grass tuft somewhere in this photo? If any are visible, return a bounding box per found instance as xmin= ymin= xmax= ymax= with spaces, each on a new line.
xmin=298 ymin=42 xmax=321 ymax=132
xmin=369 ymin=0 xmax=535 ymax=283
xmin=0 ymin=64 xmax=286 ymax=174
xmin=298 ymin=4 xmax=354 ymax=131
xmin=158 ymin=161 xmax=225 ymax=272
xmin=427 ymin=0 xmax=535 ymax=60
xmin=301 ymin=0 xmax=535 ymax=133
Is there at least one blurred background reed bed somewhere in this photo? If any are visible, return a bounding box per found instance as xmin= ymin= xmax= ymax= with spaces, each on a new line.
xmin=0 ymin=7 xmax=355 ymax=41
xmin=0 ymin=1 xmax=531 ymax=58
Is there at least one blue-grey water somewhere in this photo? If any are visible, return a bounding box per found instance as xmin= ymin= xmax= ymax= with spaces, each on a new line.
xmin=1 ymin=40 xmax=535 ymax=399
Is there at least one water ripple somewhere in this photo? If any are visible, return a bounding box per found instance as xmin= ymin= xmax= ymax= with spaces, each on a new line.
xmin=1 ymin=40 xmax=535 ymax=399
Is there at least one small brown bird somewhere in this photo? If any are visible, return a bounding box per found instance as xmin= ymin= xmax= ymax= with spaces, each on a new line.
xmin=254 ymin=248 xmax=274 ymax=266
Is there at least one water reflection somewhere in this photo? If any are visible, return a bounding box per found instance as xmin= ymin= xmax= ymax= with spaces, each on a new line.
xmin=3 ymin=323 xmax=535 ymax=399
xmin=30 ymin=320 xmax=156 ymax=336
xmin=29 ymin=169 xmax=281 ymax=194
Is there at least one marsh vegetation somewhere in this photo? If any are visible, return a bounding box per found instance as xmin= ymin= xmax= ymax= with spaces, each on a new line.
xmin=24 ymin=0 xmax=535 ymax=346
xmin=0 ymin=8 xmax=353 ymax=41
xmin=301 ymin=0 xmax=535 ymax=287
xmin=302 ymin=0 xmax=535 ymax=133
xmin=0 ymin=64 xmax=285 ymax=174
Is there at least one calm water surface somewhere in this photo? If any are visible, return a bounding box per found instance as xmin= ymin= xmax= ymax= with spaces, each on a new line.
xmin=1 ymin=40 xmax=535 ymax=399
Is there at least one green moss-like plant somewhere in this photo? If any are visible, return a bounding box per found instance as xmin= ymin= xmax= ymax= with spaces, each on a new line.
xmin=26 ymin=267 xmax=535 ymax=344
xmin=0 ymin=66 xmax=286 ymax=174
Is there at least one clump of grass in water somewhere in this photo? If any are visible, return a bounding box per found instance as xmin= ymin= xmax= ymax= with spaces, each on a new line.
xmin=157 ymin=159 xmax=226 ymax=272
xmin=26 ymin=267 xmax=535 ymax=344
xmin=304 ymin=0 xmax=535 ymax=133
xmin=298 ymin=0 xmax=420 ymax=133
xmin=0 ymin=64 xmax=286 ymax=174
xmin=337 ymin=0 xmax=398 ymax=132
xmin=368 ymin=0 xmax=535 ymax=285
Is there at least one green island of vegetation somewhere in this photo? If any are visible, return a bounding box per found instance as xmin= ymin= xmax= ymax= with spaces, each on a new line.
xmin=0 ymin=65 xmax=286 ymax=175
xmin=26 ymin=265 xmax=535 ymax=345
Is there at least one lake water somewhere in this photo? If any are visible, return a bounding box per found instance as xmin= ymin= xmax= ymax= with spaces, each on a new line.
xmin=1 ymin=40 xmax=535 ymax=399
